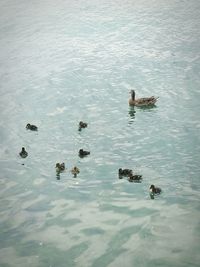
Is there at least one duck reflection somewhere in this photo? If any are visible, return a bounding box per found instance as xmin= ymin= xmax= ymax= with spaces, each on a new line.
xmin=128 ymin=104 xmax=158 ymax=123
xmin=56 ymin=172 xmax=60 ymax=180
xmin=128 ymin=106 xmax=136 ymax=124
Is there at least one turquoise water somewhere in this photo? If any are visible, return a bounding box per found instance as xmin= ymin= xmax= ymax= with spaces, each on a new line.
xmin=0 ymin=0 xmax=200 ymax=266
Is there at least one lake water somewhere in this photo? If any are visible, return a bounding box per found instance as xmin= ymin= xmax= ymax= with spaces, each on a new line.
xmin=0 ymin=0 xmax=200 ymax=266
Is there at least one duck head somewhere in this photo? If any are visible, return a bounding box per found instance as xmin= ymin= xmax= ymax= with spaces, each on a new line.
xmin=149 ymin=184 xmax=155 ymax=193
xmin=55 ymin=163 xmax=60 ymax=168
xmin=149 ymin=185 xmax=155 ymax=199
xmin=118 ymin=168 xmax=123 ymax=175
xmin=130 ymin=90 xmax=135 ymax=100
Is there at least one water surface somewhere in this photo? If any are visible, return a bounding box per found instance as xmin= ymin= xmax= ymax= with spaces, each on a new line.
xmin=0 ymin=0 xmax=200 ymax=266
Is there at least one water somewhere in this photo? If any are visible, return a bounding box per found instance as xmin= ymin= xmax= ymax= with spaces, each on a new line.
xmin=0 ymin=0 xmax=200 ymax=266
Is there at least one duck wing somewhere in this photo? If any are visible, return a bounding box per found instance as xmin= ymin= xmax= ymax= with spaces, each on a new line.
xmin=136 ymin=96 xmax=158 ymax=106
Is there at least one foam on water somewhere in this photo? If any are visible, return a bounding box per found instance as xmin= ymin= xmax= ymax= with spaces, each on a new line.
xmin=0 ymin=0 xmax=200 ymax=266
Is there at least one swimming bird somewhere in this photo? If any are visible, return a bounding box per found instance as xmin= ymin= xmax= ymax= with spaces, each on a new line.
xmin=79 ymin=149 xmax=90 ymax=157
xmin=149 ymin=184 xmax=162 ymax=199
xmin=78 ymin=121 xmax=88 ymax=131
xmin=128 ymin=174 xmax=142 ymax=183
xmin=118 ymin=168 xmax=133 ymax=177
xmin=71 ymin=166 xmax=80 ymax=177
xmin=55 ymin=163 xmax=65 ymax=173
xmin=129 ymin=90 xmax=158 ymax=106
xmin=26 ymin=123 xmax=38 ymax=131
xmin=19 ymin=147 xmax=28 ymax=158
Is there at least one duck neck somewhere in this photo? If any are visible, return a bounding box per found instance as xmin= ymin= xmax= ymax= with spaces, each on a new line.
xmin=131 ymin=91 xmax=135 ymax=100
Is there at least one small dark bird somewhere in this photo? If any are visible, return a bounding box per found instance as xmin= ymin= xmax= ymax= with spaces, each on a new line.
xmin=79 ymin=149 xmax=90 ymax=157
xmin=78 ymin=121 xmax=88 ymax=131
xmin=128 ymin=174 xmax=142 ymax=183
xmin=19 ymin=147 xmax=28 ymax=158
xmin=149 ymin=184 xmax=162 ymax=199
xmin=118 ymin=168 xmax=133 ymax=177
xmin=55 ymin=163 xmax=65 ymax=173
xmin=26 ymin=123 xmax=38 ymax=131
xmin=71 ymin=166 xmax=80 ymax=177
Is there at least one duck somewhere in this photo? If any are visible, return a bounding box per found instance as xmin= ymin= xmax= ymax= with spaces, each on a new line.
xmin=19 ymin=147 xmax=28 ymax=158
xmin=128 ymin=174 xmax=142 ymax=183
xmin=129 ymin=90 xmax=158 ymax=106
xmin=71 ymin=166 xmax=80 ymax=177
xmin=26 ymin=123 xmax=38 ymax=131
xmin=55 ymin=162 xmax=65 ymax=173
xmin=149 ymin=184 xmax=162 ymax=199
xmin=118 ymin=168 xmax=133 ymax=177
xmin=79 ymin=149 xmax=90 ymax=157
xmin=78 ymin=121 xmax=88 ymax=131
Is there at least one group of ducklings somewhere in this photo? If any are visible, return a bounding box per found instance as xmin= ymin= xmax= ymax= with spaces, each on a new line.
xmin=55 ymin=163 xmax=80 ymax=178
xmin=20 ymin=121 xmax=161 ymax=198
xmin=55 ymin=121 xmax=90 ymax=179
xmin=118 ymin=168 xmax=161 ymax=198
xmin=19 ymin=122 xmax=87 ymax=178
xmin=118 ymin=168 xmax=142 ymax=183
xmin=19 ymin=124 xmax=38 ymax=158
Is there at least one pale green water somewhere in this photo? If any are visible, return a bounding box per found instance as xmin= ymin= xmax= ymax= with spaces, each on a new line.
xmin=0 ymin=0 xmax=200 ymax=266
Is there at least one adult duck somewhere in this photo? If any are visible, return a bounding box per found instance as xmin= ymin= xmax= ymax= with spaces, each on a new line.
xmin=129 ymin=90 xmax=158 ymax=106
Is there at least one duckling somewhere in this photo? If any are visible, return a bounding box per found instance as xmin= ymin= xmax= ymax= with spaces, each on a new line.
xmin=55 ymin=163 xmax=65 ymax=173
xmin=55 ymin=163 xmax=61 ymax=173
xmin=118 ymin=168 xmax=133 ymax=177
xmin=26 ymin=123 xmax=38 ymax=131
xmin=149 ymin=184 xmax=162 ymax=199
xmin=128 ymin=174 xmax=142 ymax=183
xmin=78 ymin=121 xmax=88 ymax=131
xmin=19 ymin=147 xmax=28 ymax=158
xmin=129 ymin=90 xmax=159 ymax=107
xmin=71 ymin=166 xmax=80 ymax=177
xmin=79 ymin=149 xmax=90 ymax=157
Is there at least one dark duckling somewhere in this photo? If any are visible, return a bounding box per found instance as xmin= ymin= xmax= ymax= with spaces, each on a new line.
xmin=55 ymin=163 xmax=65 ymax=173
xmin=71 ymin=166 xmax=80 ymax=177
xmin=26 ymin=123 xmax=38 ymax=131
xmin=128 ymin=174 xmax=142 ymax=183
xmin=79 ymin=149 xmax=90 ymax=157
xmin=78 ymin=121 xmax=88 ymax=131
xmin=19 ymin=147 xmax=28 ymax=158
xmin=149 ymin=184 xmax=162 ymax=199
xmin=118 ymin=168 xmax=133 ymax=177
